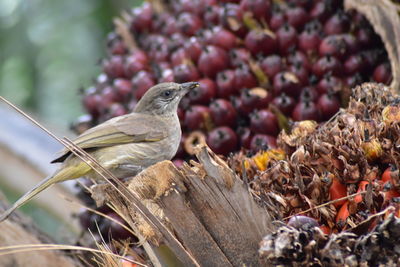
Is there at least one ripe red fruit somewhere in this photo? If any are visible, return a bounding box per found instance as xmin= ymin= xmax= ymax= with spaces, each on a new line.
xmin=107 ymin=33 xmax=127 ymax=55
xmin=276 ymin=24 xmax=298 ymax=55
xmin=130 ymin=2 xmax=154 ymax=33
xmin=240 ymin=88 xmax=272 ymax=113
xmin=218 ymin=3 xmax=247 ymax=37
xmin=272 ymin=93 xmax=296 ymax=115
xmin=216 ymin=69 xmax=237 ymax=98
xmin=317 ymin=74 xmax=343 ymax=95
xmin=285 ymin=5 xmax=310 ymax=30
xmin=107 ymin=103 xmax=128 ymax=118
xmin=373 ymin=63 xmax=393 ymax=84
xmin=292 ymin=99 xmax=320 ymax=121
xmin=382 ymin=165 xmax=397 ymax=184
xmin=250 ymin=109 xmax=279 ymax=136
xmin=184 ymin=37 xmax=203 ymax=63
xmin=103 ymin=56 xmax=126 ymax=79
xmin=298 ymin=24 xmax=322 ymax=53
xmin=204 ymin=5 xmax=220 ymax=26
xmin=319 ymin=35 xmax=348 ymax=60
xmin=188 ymin=78 xmax=217 ymax=105
xmin=83 ymin=88 xmax=101 ymax=118
xmin=149 ymin=43 xmax=170 ymax=62
xmin=103 ymin=212 xmax=131 ymax=240
xmin=210 ymin=98 xmax=237 ymax=127
xmin=289 ymin=63 xmax=309 ymax=86
xmin=356 ymin=27 xmax=377 ymax=48
xmin=344 ymin=54 xmax=365 ymax=75
xmin=317 ymin=93 xmax=341 ymax=120
xmin=250 ymin=134 xmax=277 ymax=152
xmin=198 ymin=45 xmax=230 ymax=78
xmin=124 ymin=56 xmax=148 ymax=78
xmin=269 ymin=8 xmax=285 ymax=31
xmin=184 ymin=105 xmax=211 ymax=131
xmin=312 ymin=55 xmax=343 ymax=77
xmin=260 ymin=54 xmax=284 ymax=79
xmin=239 ymin=0 xmax=271 ymax=21
xmin=170 ymin=48 xmax=189 ymax=66
xmin=209 ymin=26 xmax=238 ymax=50
xmin=329 ymin=177 xmax=347 ymax=208
xmin=323 ymin=11 xmax=350 ymax=35
xmin=273 ymin=71 xmax=302 ymax=97
xmin=344 ymin=73 xmax=363 ymax=88
xmin=237 ymin=127 xmax=252 ymax=149
xmin=234 ymin=64 xmax=258 ymax=90
xmin=101 ymin=86 xmax=122 ymax=108
xmin=132 ymin=71 xmax=156 ymax=100
xmin=177 ymin=12 xmax=203 ymax=36
xmin=300 ymin=86 xmax=319 ymax=102
xmin=341 ymin=33 xmax=359 ymax=55
xmin=229 ymin=48 xmax=251 ymax=67
xmin=113 ymin=78 xmax=133 ymax=100
xmin=310 ymin=0 xmax=334 ymax=22
xmin=207 ymin=126 xmax=238 ymax=156
xmin=287 ymin=50 xmax=311 ymax=70
xmin=244 ymin=29 xmax=277 ymax=56
xmin=173 ymin=63 xmax=200 ymax=83
xmin=158 ymin=68 xmax=175 ymax=83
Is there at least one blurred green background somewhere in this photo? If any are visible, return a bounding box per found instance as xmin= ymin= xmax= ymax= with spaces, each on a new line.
xmin=0 ymin=0 xmax=141 ymax=131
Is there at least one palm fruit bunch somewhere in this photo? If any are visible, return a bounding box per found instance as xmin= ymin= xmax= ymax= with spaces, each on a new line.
xmin=227 ymin=83 xmax=400 ymax=265
xmin=72 ymin=0 xmax=394 ymax=257
xmin=76 ymin=0 xmax=392 ymax=160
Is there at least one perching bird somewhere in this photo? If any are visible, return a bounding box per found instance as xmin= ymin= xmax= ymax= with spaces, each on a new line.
xmin=0 ymin=82 xmax=198 ymax=222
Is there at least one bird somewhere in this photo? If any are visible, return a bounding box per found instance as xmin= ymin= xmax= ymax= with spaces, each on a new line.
xmin=0 ymin=81 xmax=199 ymax=222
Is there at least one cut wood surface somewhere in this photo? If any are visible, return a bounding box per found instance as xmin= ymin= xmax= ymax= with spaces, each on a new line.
xmin=93 ymin=145 xmax=275 ymax=266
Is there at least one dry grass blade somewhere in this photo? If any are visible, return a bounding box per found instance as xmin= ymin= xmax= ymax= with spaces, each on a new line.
xmin=0 ymin=244 xmax=145 ymax=266
xmin=0 ymin=96 xmax=199 ymax=266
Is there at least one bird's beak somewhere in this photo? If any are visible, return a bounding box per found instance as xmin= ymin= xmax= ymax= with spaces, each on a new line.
xmin=180 ymin=82 xmax=200 ymax=95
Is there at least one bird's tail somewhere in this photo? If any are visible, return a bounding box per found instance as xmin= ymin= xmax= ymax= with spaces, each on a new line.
xmin=0 ymin=174 xmax=58 ymax=222
xmin=0 ymin=161 xmax=91 ymax=222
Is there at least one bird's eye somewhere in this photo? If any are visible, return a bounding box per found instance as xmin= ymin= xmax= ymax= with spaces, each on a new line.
xmin=162 ymin=90 xmax=172 ymax=98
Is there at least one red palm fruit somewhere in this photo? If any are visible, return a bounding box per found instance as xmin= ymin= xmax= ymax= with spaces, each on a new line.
xmin=158 ymin=68 xmax=175 ymax=83
xmin=184 ymin=105 xmax=211 ymax=131
xmin=317 ymin=74 xmax=343 ymax=94
xmin=218 ymin=3 xmax=247 ymax=37
xmin=101 ymin=86 xmax=122 ymax=107
xmin=319 ymin=35 xmax=348 ymax=60
xmin=198 ymin=45 xmax=230 ymax=78
xmin=382 ymin=165 xmax=397 ymax=184
xmin=204 ymin=5 xmax=220 ymax=26
xmin=272 ymin=93 xmax=296 ymax=115
xmin=184 ymin=37 xmax=203 ymax=63
xmin=356 ymin=27 xmax=377 ymax=48
xmin=260 ymin=54 xmax=284 ymax=79
xmin=209 ymin=26 xmax=238 ymax=50
xmin=250 ymin=134 xmax=277 ymax=152
xmin=344 ymin=73 xmax=363 ymax=88
xmin=310 ymin=0 xmax=334 ymax=22
xmin=250 ymin=109 xmax=279 ymax=136
xmin=229 ymin=48 xmax=251 ymax=67
xmin=173 ymin=63 xmax=200 ymax=83
xmin=287 ymin=0 xmax=313 ymax=9
xmin=298 ymin=23 xmax=322 ymax=53
xmin=373 ymin=63 xmax=393 ymax=84
xmin=107 ymin=103 xmax=128 ymax=118
xmin=188 ymin=78 xmax=217 ymax=105
xmin=273 ymin=71 xmax=302 ymax=97
xmin=269 ymin=8 xmax=285 ymax=31
xmin=276 ymin=23 xmax=298 ymax=55
xmin=216 ymin=69 xmax=237 ymax=98
xmin=287 ymin=50 xmax=311 ymax=70
xmin=124 ymin=57 xmax=148 ymax=78
xmin=285 ymin=5 xmax=310 ymax=30
xmin=107 ymin=33 xmax=127 ymax=55
xmin=329 ymin=177 xmax=347 ymax=208
xmin=240 ymin=88 xmax=272 ymax=113
xmin=130 ymin=2 xmax=154 ymax=33
xmin=210 ymin=98 xmax=237 ymax=127
xmin=234 ymin=64 xmax=258 ymax=90
xmin=317 ymin=92 xmax=341 ymax=120
xmin=244 ymin=29 xmax=277 ymax=56
xmin=341 ymin=33 xmax=359 ymax=55
xmin=113 ymin=78 xmax=133 ymax=100
xmin=83 ymin=88 xmax=101 ymax=118
xmin=292 ymin=99 xmax=320 ymax=121
xmin=299 ymin=86 xmax=319 ymax=102
xmin=324 ymin=10 xmax=350 ymax=35
xmin=177 ymin=12 xmax=203 ymax=36
xmin=132 ymin=70 xmax=156 ymax=100
xmin=170 ymin=48 xmax=189 ymax=66
xmin=103 ymin=56 xmax=126 ymax=79
xmin=312 ymin=55 xmax=343 ymax=77
xmin=344 ymin=54 xmax=366 ymax=75
xmin=237 ymin=127 xmax=252 ymax=149
xmin=149 ymin=43 xmax=169 ymax=62
xmin=239 ymin=0 xmax=271 ymax=21
xmin=207 ymin=126 xmax=238 ymax=156
xmin=289 ymin=63 xmax=309 ymax=86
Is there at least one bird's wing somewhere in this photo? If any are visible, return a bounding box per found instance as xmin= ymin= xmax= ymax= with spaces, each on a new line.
xmin=51 ymin=113 xmax=168 ymax=163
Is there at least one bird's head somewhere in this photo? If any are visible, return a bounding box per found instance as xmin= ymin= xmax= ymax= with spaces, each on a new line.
xmin=134 ymin=82 xmax=199 ymax=115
